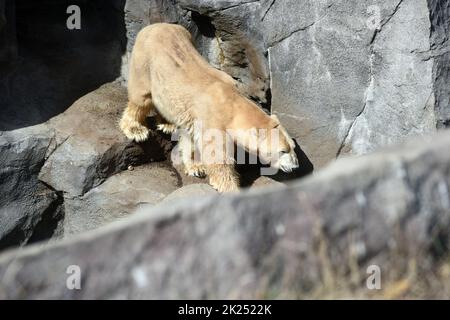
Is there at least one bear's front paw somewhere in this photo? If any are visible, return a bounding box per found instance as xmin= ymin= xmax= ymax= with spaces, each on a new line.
xmin=120 ymin=122 xmax=149 ymax=142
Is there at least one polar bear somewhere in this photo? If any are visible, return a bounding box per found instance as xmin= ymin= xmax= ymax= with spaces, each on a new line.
xmin=119 ymin=23 xmax=299 ymax=192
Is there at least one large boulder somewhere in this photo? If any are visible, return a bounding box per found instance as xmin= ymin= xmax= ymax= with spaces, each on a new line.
xmin=0 ymin=125 xmax=63 ymax=251
xmin=266 ymin=0 xmax=435 ymax=165
xmin=38 ymin=82 xmax=172 ymax=198
xmin=0 ymin=130 xmax=449 ymax=299
xmin=36 ymin=82 xmax=174 ymax=237
xmin=64 ymin=163 xmax=180 ymax=236
xmin=0 ymin=82 xmax=173 ymax=249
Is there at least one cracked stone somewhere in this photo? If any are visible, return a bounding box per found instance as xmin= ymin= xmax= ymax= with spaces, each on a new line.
xmin=0 ymin=124 xmax=63 ymax=250
xmin=268 ymin=0 xmax=438 ymax=167
xmin=63 ymin=163 xmax=180 ymax=236
xmin=38 ymin=82 xmax=172 ymax=198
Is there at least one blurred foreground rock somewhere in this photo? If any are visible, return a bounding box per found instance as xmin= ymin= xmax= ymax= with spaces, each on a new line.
xmin=1 ymin=131 xmax=449 ymax=299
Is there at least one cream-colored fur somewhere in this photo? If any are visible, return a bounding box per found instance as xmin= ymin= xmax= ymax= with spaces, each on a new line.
xmin=120 ymin=23 xmax=299 ymax=192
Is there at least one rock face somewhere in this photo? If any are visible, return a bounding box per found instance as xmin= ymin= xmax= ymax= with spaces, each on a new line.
xmin=37 ymin=82 xmax=174 ymax=236
xmin=38 ymin=82 xmax=171 ymax=198
xmin=1 ymin=131 xmax=449 ymax=299
xmin=64 ymin=163 xmax=180 ymax=236
xmin=428 ymin=0 xmax=450 ymax=128
xmin=0 ymin=0 xmax=127 ymax=131
xmin=123 ymin=0 xmax=270 ymax=107
xmin=122 ymin=0 xmax=449 ymax=167
xmin=0 ymin=125 xmax=63 ymax=251
xmin=267 ymin=0 xmax=436 ymax=165
xmin=0 ymin=82 xmax=173 ymax=247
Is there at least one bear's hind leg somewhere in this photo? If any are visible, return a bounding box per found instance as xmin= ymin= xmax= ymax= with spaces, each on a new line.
xmin=206 ymin=163 xmax=239 ymax=193
xmin=200 ymin=135 xmax=239 ymax=192
xmin=120 ymin=98 xmax=152 ymax=142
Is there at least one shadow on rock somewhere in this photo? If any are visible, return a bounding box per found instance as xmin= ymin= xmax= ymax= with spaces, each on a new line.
xmin=0 ymin=0 xmax=127 ymax=131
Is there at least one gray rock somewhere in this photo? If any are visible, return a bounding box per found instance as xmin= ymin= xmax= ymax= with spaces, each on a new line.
xmin=427 ymin=0 xmax=450 ymax=128
xmin=0 ymin=125 xmax=63 ymax=250
xmin=1 ymin=130 xmax=449 ymax=299
xmin=340 ymin=0 xmax=436 ymax=156
xmin=267 ymin=0 xmax=370 ymax=167
xmin=38 ymin=82 xmax=172 ymax=198
xmin=0 ymin=81 xmax=173 ymax=249
xmin=64 ymin=163 xmax=180 ymax=236
xmin=160 ymin=183 xmax=217 ymax=204
xmin=122 ymin=0 xmax=270 ymax=106
xmin=266 ymin=0 xmax=436 ymax=167
xmin=188 ymin=0 xmax=270 ymax=105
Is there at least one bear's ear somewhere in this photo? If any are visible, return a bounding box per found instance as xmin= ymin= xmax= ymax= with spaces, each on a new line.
xmin=270 ymin=114 xmax=280 ymax=123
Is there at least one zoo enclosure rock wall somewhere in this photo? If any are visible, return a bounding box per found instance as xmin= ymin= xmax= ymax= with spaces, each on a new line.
xmin=0 ymin=82 xmax=173 ymax=251
xmin=0 ymin=0 xmax=127 ymax=131
xmin=0 ymin=0 xmax=449 ymax=298
xmin=122 ymin=0 xmax=270 ymax=107
xmin=0 ymin=1 xmax=144 ymax=250
xmin=123 ymin=0 xmax=450 ymax=167
xmin=0 ymin=0 xmax=449 ymax=250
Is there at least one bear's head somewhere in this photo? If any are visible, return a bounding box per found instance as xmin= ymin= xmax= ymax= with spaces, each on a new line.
xmin=256 ymin=115 xmax=299 ymax=173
